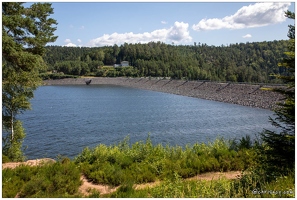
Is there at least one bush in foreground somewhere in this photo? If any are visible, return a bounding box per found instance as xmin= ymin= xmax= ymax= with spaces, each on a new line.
xmin=74 ymin=135 xmax=257 ymax=186
xmin=2 ymin=159 xmax=81 ymax=198
xmin=2 ymin=135 xmax=294 ymax=198
xmin=105 ymin=172 xmax=295 ymax=198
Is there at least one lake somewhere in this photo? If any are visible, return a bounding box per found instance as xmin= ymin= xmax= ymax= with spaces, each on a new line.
xmin=19 ymin=85 xmax=276 ymax=159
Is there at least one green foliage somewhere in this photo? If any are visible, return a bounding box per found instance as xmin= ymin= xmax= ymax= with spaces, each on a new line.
xmin=2 ymin=154 xmax=11 ymax=163
xmin=43 ymin=40 xmax=289 ymax=83
xmin=2 ymin=120 xmax=26 ymax=161
xmin=259 ymin=11 xmax=295 ymax=178
xmin=75 ymin=135 xmax=257 ymax=186
xmin=2 ymin=135 xmax=294 ymax=198
xmin=260 ymin=129 xmax=295 ymax=176
xmin=105 ymin=170 xmax=294 ymax=198
xmin=2 ymin=160 xmax=82 ymax=198
xmin=2 ymin=2 xmax=57 ymax=161
xmin=94 ymin=66 xmax=138 ymax=77
xmin=86 ymin=189 xmax=101 ymax=198
xmin=40 ymin=72 xmax=79 ymax=80
xmin=150 ymin=174 xmax=233 ymax=198
xmin=230 ymin=169 xmax=295 ymax=198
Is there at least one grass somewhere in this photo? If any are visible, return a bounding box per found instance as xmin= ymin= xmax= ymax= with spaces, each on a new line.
xmin=74 ymin=135 xmax=257 ymax=186
xmin=104 ymin=172 xmax=295 ymax=198
xmin=2 ymin=135 xmax=295 ymax=198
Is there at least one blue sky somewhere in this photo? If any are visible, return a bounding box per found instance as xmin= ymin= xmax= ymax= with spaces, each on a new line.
xmin=33 ymin=2 xmax=295 ymax=47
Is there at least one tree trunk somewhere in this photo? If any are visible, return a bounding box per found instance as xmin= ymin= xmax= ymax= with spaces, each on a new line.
xmin=11 ymin=111 xmax=14 ymax=141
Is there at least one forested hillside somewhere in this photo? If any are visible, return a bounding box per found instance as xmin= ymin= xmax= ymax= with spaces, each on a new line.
xmin=43 ymin=40 xmax=289 ymax=83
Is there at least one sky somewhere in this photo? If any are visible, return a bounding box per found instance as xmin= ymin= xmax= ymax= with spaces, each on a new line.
xmin=30 ymin=1 xmax=295 ymax=47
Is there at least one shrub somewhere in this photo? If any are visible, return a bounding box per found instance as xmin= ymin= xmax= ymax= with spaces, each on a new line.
xmin=20 ymin=161 xmax=81 ymax=197
xmin=2 ymin=154 xmax=10 ymax=163
xmin=129 ymin=162 xmax=156 ymax=183
xmin=2 ymin=167 xmax=27 ymax=198
xmin=74 ymin=136 xmax=258 ymax=186
xmin=39 ymin=73 xmax=79 ymax=80
xmin=86 ymin=189 xmax=101 ymax=198
xmin=2 ymin=160 xmax=81 ymax=198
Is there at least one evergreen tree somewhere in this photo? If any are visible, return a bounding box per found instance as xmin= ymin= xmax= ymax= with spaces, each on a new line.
xmin=260 ymin=11 xmax=295 ymax=176
xmin=2 ymin=2 xmax=57 ymax=161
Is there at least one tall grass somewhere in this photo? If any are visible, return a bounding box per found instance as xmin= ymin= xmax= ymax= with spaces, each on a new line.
xmin=105 ymin=172 xmax=295 ymax=198
xmin=74 ymin=135 xmax=257 ymax=186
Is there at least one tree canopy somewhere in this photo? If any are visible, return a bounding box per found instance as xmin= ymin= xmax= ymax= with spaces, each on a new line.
xmin=42 ymin=40 xmax=289 ymax=83
xmin=2 ymin=2 xmax=58 ymax=161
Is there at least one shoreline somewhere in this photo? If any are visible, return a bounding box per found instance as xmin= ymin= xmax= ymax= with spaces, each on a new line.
xmin=43 ymin=77 xmax=283 ymax=110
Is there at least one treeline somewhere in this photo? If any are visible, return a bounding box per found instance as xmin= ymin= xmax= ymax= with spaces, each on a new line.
xmin=43 ymin=40 xmax=289 ymax=83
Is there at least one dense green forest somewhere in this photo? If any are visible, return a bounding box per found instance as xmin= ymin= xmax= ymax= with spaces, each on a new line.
xmin=42 ymin=40 xmax=289 ymax=83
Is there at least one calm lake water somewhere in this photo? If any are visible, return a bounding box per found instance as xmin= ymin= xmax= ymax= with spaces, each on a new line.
xmin=20 ymin=85 xmax=276 ymax=159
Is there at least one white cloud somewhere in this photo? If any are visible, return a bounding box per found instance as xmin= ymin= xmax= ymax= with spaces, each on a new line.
xmin=64 ymin=39 xmax=71 ymax=43
xmin=64 ymin=43 xmax=77 ymax=47
xmin=88 ymin=21 xmax=192 ymax=47
xmin=242 ymin=34 xmax=252 ymax=38
xmin=63 ymin=39 xmax=77 ymax=47
xmin=77 ymin=39 xmax=82 ymax=43
xmin=167 ymin=21 xmax=191 ymax=42
xmin=192 ymin=2 xmax=290 ymax=31
xmin=80 ymin=26 xmax=85 ymax=30
xmin=161 ymin=21 xmax=168 ymax=24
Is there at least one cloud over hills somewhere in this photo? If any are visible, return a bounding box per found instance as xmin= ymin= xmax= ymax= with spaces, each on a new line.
xmin=87 ymin=21 xmax=191 ymax=47
xmin=63 ymin=39 xmax=77 ymax=47
xmin=192 ymin=2 xmax=291 ymax=31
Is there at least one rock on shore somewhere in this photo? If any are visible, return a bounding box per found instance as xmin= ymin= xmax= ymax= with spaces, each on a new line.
xmin=43 ymin=77 xmax=284 ymax=110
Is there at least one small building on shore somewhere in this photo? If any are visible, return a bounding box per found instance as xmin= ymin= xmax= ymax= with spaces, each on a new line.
xmin=114 ymin=61 xmax=129 ymax=68
xmin=121 ymin=61 xmax=129 ymax=66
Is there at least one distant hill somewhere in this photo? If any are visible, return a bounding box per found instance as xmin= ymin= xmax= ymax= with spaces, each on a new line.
xmin=43 ymin=40 xmax=289 ymax=83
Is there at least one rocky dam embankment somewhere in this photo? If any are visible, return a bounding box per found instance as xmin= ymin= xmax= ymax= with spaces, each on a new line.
xmin=43 ymin=77 xmax=284 ymax=110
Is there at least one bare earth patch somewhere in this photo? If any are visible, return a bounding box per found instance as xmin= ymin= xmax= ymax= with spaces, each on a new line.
xmin=188 ymin=171 xmax=242 ymax=181
xmin=79 ymin=171 xmax=242 ymax=196
xmin=134 ymin=171 xmax=242 ymax=190
xmin=78 ymin=175 xmax=119 ymax=196
xmin=2 ymin=158 xmax=56 ymax=170
xmin=3 ymin=159 xmax=242 ymax=197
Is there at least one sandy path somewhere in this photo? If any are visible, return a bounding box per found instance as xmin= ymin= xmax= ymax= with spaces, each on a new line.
xmin=78 ymin=175 xmax=119 ymax=196
xmin=79 ymin=171 xmax=241 ymax=196
xmin=3 ymin=159 xmax=242 ymax=197
xmin=2 ymin=158 xmax=56 ymax=169
xmin=134 ymin=171 xmax=241 ymax=190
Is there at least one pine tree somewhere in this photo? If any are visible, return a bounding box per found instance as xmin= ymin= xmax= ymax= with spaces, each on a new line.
xmin=260 ymin=11 xmax=295 ymax=176
xmin=2 ymin=2 xmax=57 ymax=161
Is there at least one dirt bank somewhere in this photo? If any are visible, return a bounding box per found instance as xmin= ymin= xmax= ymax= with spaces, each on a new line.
xmin=44 ymin=77 xmax=283 ymax=110
xmin=2 ymin=158 xmax=56 ymax=170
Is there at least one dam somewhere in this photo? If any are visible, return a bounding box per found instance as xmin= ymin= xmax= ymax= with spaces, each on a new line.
xmin=43 ymin=77 xmax=284 ymax=110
